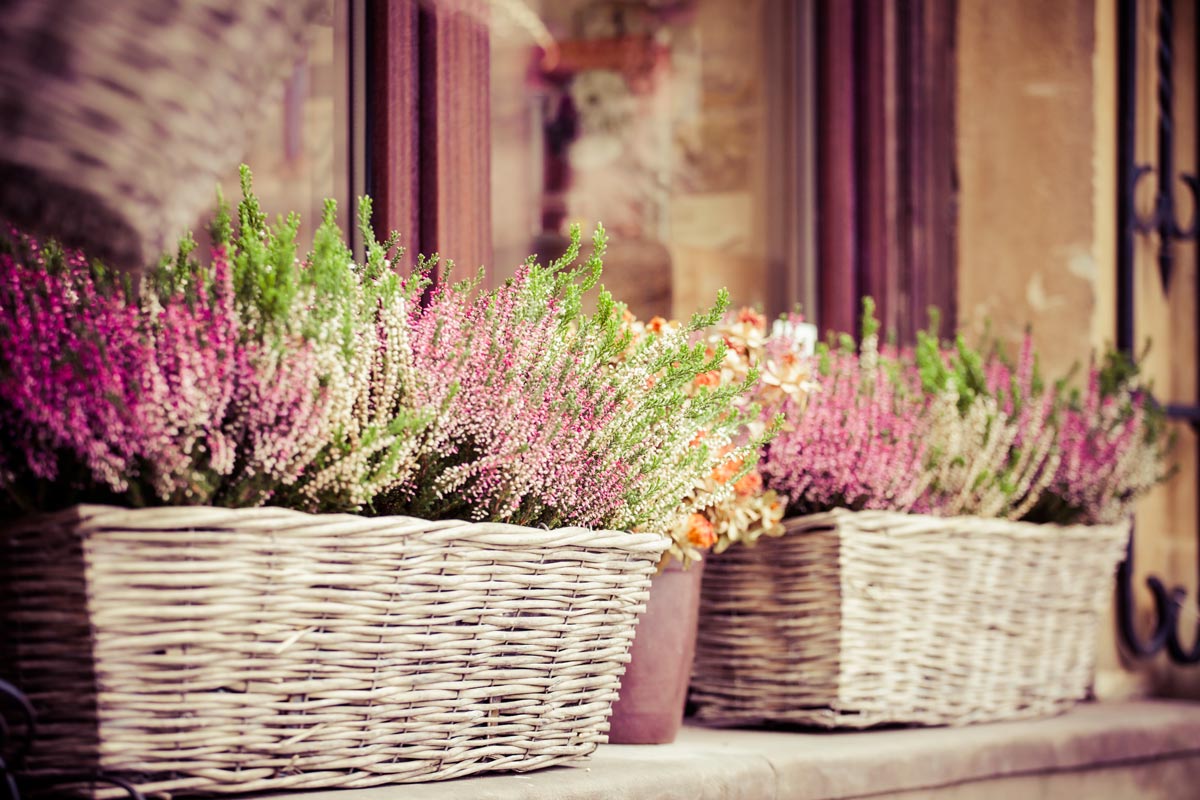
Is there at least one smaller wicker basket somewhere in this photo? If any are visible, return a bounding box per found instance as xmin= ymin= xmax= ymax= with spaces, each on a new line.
xmin=0 ymin=505 xmax=667 ymax=797
xmin=690 ymin=509 xmax=1129 ymax=728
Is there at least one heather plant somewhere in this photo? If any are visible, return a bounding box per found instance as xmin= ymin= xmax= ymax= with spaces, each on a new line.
xmin=199 ymin=168 xmax=341 ymax=508
xmin=215 ymin=168 xmax=438 ymax=512
xmin=271 ymin=195 xmax=431 ymax=512
xmin=0 ymin=166 xmax=427 ymax=513
xmin=382 ymin=232 xmax=631 ymax=528
xmin=1026 ymin=348 xmax=1170 ymax=525
xmin=762 ymin=299 xmax=1058 ymax=520
xmin=0 ymin=226 xmax=239 ymax=510
xmin=909 ymin=320 xmax=1059 ymax=520
xmin=374 ymin=225 xmax=764 ymax=557
xmin=762 ymin=307 xmax=932 ymax=515
xmin=0 ymin=213 xmax=331 ymax=511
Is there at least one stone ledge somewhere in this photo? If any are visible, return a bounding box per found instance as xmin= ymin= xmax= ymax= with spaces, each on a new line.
xmin=255 ymin=700 xmax=1200 ymax=800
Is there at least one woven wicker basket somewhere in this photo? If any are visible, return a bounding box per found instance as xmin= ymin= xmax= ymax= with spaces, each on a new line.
xmin=690 ymin=509 xmax=1129 ymax=728
xmin=0 ymin=505 xmax=667 ymax=796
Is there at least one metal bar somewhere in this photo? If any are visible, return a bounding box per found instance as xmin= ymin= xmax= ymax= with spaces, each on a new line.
xmin=0 ymin=680 xmax=148 ymax=800
xmin=1117 ymin=0 xmax=1137 ymax=354
xmin=1165 ymin=403 xmax=1200 ymax=424
xmin=1156 ymin=0 xmax=1177 ymax=287
xmin=1115 ymin=0 xmax=1172 ymax=659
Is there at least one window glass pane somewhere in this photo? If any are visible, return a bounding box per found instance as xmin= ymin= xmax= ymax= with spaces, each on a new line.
xmin=199 ymin=0 xmax=351 ymax=249
xmin=489 ymin=0 xmax=809 ymax=320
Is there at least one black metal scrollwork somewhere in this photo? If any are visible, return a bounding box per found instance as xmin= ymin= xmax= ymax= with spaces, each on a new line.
xmin=1 ymin=679 xmax=36 ymax=800
xmin=0 ymin=680 xmax=145 ymax=800
xmin=1116 ymin=0 xmax=1200 ymax=667
xmin=1128 ymin=0 xmax=1200 ymax=290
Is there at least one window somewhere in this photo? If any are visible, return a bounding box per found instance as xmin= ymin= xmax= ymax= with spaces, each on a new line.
xmin=201 ymin=0 xmax=354 ymax=250
xmin=488 ymin=0 xmax=817 ymax=322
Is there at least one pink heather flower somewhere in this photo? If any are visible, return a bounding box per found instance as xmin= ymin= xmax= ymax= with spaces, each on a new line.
xmin=0 ymin=226 xmax=331 ymax=511
xmin=1034 ymin=360 xmax=1166 ymax=525
xmin=763 ymin=347 xmax=930 ymax=515
xmin=389 ymin=266 xmax=628 ymax=528
xmin=0 ymin=233 xmax=145 ymax=500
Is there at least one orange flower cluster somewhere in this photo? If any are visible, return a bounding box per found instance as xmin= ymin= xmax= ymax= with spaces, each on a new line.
xmin=683 ymin=512 xmax=717 ymax=548
xmin=616 ymin=304 xmax=812 ymax=566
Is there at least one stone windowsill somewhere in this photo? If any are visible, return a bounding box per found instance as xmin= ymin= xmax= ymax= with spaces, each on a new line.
xmin=253 ymin=700 xmax=1200 ymax=800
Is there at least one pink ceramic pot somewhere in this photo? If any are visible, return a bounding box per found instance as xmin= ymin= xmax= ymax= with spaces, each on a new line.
xmin=606 ymin=559 xmax=705 ymax=744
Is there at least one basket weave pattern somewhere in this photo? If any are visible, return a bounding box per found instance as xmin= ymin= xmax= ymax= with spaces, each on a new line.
xmin=0 ymin=505 xmax=667 ymax=796
xmin=690 ymin=509 xmax=1129 ymax=728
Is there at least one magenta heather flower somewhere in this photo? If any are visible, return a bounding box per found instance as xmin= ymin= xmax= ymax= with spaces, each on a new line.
xmin=390 ymin=264 xmax=628 ymax=528
xmin=1 ymin=228 xmax=227 ymax=507
xmin=0 ymin=223 xmax=331 ymax=512
xmin=1029 ymin=355 xmax=1168 ymax=525
xmin=763 ymin=344 xmax=931 ymax=515
xmin=0 ymin=230 xmax=145 ymax=502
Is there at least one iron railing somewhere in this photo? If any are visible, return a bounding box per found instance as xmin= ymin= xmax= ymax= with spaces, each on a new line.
xmin=0 ymin=680 xmax=143 ymax=800
xmin=1116 ymin=0 xmax=1200 ymax=665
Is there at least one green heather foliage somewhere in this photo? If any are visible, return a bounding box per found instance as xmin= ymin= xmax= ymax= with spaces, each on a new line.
xmin=907 ymin=308 xmax=1060 ymax=519
xmin=767 ymin=297 xmax=1163 ymax=524
xmin=2 ymin=168 xmax=762 ymax=542
xmin=381 ymin=224 xmax=766 ymax=541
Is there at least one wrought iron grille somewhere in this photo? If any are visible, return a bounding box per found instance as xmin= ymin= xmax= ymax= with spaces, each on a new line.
xmin=0 ymin=680 xmax=145 ymax=800
xmin=1116 ymin=0 xmax=1200 ymax=665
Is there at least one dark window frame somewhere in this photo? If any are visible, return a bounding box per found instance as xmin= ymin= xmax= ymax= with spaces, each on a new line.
xmin=815 ymin=0 xmax=958 ymax=341
xmin=366 ymin=0 xmax=491 ymax=278
xmin=364 ymin=0 xmax=957 ymax=340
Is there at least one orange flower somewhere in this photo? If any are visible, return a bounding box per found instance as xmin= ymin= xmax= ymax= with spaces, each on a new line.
xmin=684 ymin=513 xmax=717 ymax=548
xmin=647 ymin=316 xmax=668 ymax=333
xmin=693 ymin=370 xmax=721 ymax=388
xmin=737 ymin=307 xmax=767 ymax=329
xmin=690 ymin=429 xmax=708 ymax=447
xmin=734 ymin=470 xmax=763 ymax=497
xmin=711 ymin=455 xmax=743 ymax=484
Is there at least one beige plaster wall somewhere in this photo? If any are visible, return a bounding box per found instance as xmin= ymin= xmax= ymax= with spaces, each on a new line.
xmin=958 ymin=0 xmax=1198 ymax=699
xmin=957 ymin=0 xmax=1106 ymax=377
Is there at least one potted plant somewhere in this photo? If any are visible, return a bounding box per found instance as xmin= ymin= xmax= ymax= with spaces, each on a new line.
xmin=0 ymin=169 xmax=754 ymax=795
xmin=690 ymin=300 xmax=1170 ymax=728
xmin=605 ymin=307 xmax=815 ymax=743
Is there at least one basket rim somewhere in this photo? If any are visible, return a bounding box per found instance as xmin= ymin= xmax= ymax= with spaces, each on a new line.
xmin=781 ymin=507 xmax=1130 ymax=540
xmin=4 ymin=503 xmax=671 ymax=555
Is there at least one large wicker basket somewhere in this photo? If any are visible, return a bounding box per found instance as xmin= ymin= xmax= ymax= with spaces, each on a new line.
xmin=690 ymin=509 xmax=1129 ymax=728
xmin=0 ymin=505 xmax=667 ymax=796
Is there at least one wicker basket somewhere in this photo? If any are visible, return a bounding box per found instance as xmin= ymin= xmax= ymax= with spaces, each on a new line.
xmin=690 ymin=509 xmax=1129 ymax=728
xmin=0 ymin=504 xmax=667 ymax=796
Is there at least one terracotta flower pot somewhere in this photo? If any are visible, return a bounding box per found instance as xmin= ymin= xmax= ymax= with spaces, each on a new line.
xmin=606 ymin=558 xmax=705 ymax=744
